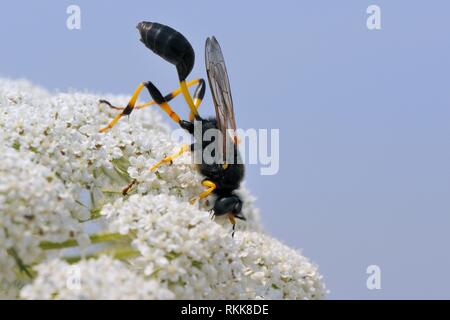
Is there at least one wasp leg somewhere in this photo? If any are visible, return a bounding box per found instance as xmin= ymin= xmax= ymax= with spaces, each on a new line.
xmin=144 ymin=79 xmax=206 ymax=123
xmin=144 ymin=81 xmax=182 ymax=123
xmin=122 ymin=179 xmax=137 ymax=196
xmin=144 ymin=78 xmax=204 ymax=115
xmin=143 ymin=79 xmax=204 ymax=124
xmin=189 ymin=79 xmax=206 ymax=121
xmin=228 ymin=213 xmax=237 ymax=238
xmin=150 ymin=144 xmax=189 ymax=172
xmin=180 ymin=80 xmax=199 ymax=120
xmin=99 ymin=79 xmax=204 ymax=111
xmin=189 ymin=180 xmax=217 ymax=205
xmin=99 ymin=99 xmax=124 ymax=110
xmin=99 ymin=82 xmax=145 ymax=132
xmin=122 ymin=143 xmax=190 ymax=196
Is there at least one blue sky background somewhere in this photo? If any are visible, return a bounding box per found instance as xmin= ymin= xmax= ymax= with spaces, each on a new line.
xmin=1 ymin=0 xmax=450 ymax=299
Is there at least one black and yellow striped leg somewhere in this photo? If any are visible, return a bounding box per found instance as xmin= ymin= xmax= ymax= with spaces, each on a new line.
xmin=189 ymin=180 xmax=217 ymax=205
xmin=150 ymin=144 xmax=189 ymax=172
xmin=180 ymin=79 xmax=200 ymax=120
xmin=99 ymin=79 xmax=204 ymax=111
xmin=140 ymin=78 xmax=204 ymax=121
xmin=99 ymin=83 xmax=145 ymax=133
xmin=144 ymin=81 xmax=182 ymax=123
xmin=189 ymin=79 xmax=206 ymax=121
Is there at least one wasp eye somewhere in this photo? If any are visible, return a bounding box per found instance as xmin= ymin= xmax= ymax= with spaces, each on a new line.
xmin=232 ymin=200 xmax=242 ymax=214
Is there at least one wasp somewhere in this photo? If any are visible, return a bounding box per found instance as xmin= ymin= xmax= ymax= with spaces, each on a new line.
xmin=99 ymin=22 xmax=245 ymax=235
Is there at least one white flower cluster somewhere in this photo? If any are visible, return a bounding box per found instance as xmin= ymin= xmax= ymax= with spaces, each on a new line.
xmin=101 ymin=194 xmax=325 ymax=299
xmin=20 ymin=256 xmax=174 ymax=300
xmin=0 ymin=144 xmax=87 ymax=298
xmin=0 ymin=79 xmax=326 ymax=299
xmin=234 ymin=232 xmax=325 ymax=299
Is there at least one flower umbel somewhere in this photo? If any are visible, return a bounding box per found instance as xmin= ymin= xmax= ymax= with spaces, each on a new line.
xmin=0 ymin=79 xmax=326 ymax=299
xmin=20 ymin=256 xmax=174 ymax=300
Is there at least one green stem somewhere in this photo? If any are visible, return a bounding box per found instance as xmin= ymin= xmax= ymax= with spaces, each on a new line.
xmin=90 ymin=187 xmax=96 ymax=209
xmin=39 ymin=232 xmax=128 ymax=250
xmin=82 ymin=208 xmax=102 ymax=222
xmin=75 ymin=199 xmax=87 ymax=208
xmin=101 ymin=189 xmax=124 ymax=194
xmin=100 ymin=166 xmax=120 ymax=183
xmin=113 ymin=167 xmax=130 ymax=183
xmin=8 ymin=248 xmax=34 ymax=278
xmin=63 ymin=248 xmax=140 ymax=264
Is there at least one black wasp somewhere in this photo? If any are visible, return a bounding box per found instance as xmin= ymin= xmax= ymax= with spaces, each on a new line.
xmin=99 ymin=22 xmax=245 ymax=235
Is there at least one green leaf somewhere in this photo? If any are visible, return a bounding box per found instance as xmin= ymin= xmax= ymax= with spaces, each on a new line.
xmin=192 ymin=260 xmax=203 ymax=269
xmin=165 ymin=251 xmax=182 ymax=261
xmin=12 ymin=141 xmax=21 ymax=150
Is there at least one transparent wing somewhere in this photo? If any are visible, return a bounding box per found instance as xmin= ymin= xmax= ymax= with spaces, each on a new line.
xmin=205 ymin=36 xmax=237 ymax=159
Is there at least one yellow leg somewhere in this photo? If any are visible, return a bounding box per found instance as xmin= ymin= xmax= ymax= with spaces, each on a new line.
xmin=189 ymin=95 xmax=203 ymax=121
xmin=159 ymin=101 xmax=181 ymax=123
xmin=99 ymin=83 xmax=145 ymax=133
xmin=144 ymin=81 xmax=183 ymax=124
xmin=150 ymin=144 xmax=189 ymax=172
xmin=180 ymin=80 xmax=198 ymax=119
xmin=124 ymin=143 xmax=188 ymax=194
xmin=189 ymin=79 xmax=206 ymax=121
xmin=145 ymin=78 xmax=204 ymax=124
xmin=101 ymin=79 xmax=202 ymax=111
xmin=189 ymin=180 xmax=217 ymax=205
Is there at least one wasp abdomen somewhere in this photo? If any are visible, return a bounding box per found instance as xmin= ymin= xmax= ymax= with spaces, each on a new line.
xmin=137 ymin=21 xmax=195 ymax=81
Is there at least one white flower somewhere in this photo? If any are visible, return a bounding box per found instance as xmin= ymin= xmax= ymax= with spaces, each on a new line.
xmin=0 ymin=144 xmax=86 ymax=298
xmin=20 ymin=256 xmax=174 ymax=300
xmin=0 ymin=79 xmax=325 ymax=300
xmin=0 ymin=79 xmax=263 ymax=230
xmin=101 ymin=194 xmax=326 ymax=299
xmin=234 ymin=232 xmax=326 ymax=299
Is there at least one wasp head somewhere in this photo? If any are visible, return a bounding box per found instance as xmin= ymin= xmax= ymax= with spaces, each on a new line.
xmin=213 ymin=194 xmax=243 ymax=218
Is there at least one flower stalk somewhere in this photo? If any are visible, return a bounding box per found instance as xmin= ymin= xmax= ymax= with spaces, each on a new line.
xmin=39 ymin=232 xmax=128 ymax=250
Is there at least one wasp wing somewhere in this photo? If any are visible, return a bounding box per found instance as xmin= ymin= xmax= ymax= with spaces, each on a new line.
xmin=205 ymin=36 xmax=237 ymax=161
